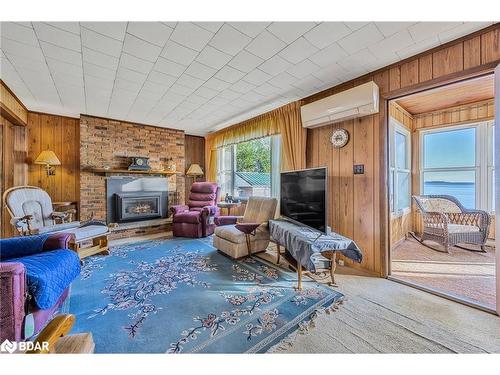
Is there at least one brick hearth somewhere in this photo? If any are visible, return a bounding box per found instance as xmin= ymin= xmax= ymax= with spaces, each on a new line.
xmin=79 ymin=115 xmax=185 ymax=238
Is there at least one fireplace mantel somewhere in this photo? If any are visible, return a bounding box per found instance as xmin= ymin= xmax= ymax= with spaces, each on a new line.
xmin=85 ymin=168 xmax=181 ymax=176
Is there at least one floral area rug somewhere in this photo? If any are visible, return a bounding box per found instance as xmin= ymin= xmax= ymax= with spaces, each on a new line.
xmin=68 ymin=237 xmax=344 ymax=353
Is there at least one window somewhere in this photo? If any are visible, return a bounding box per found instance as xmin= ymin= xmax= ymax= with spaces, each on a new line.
xmin=216 ymin=135 xmax=281 ymax=199
xmin=389 ymin=120 xmax=411 ymax=215
xmin=421 ymin=120 xmax=495 ymax=212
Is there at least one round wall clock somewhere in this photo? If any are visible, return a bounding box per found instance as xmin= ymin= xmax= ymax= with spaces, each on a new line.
xmin=330 ymin=128 xmax=350 ymax=148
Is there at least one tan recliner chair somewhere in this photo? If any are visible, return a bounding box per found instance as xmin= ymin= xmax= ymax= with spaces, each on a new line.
xmin=213 ymin=196 xmax=277 ymax=259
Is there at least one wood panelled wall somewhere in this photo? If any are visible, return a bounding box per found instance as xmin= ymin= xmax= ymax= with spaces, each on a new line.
xmin=27 ymin=113 xmax=80 ymax=206
xmin=0 ymin=115 xmax=28 ymax=238
xmin=184 ymin=135 xmax=206 ymax=201
xmin=303 ymin=24 xmax=500 ymax=276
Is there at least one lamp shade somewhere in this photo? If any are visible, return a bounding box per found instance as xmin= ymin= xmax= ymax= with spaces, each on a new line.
xmin=34 ymin=150 xmax=61 ymax=165
xmin=186 ymin=163 xmax=203 ymax=176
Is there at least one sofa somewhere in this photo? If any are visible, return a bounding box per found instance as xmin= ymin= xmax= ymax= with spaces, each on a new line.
xmin=0 ymin=232 xmax=81 ymax=341
xmin=214 ymin=196 xmax=277 ymax=259
xmin=170 ymin=182 xmax=220 ymax=238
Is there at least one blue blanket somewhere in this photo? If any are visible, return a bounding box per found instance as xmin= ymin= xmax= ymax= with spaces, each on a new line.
xmin=1 ymin=233 xmax=81 ymax=310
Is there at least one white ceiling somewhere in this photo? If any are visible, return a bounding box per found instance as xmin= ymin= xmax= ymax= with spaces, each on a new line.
xmin=0 ymin=22 xmax=493 ymax=135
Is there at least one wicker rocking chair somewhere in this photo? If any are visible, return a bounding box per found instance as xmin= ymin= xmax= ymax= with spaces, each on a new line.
xmin=412 ymin=195 xmax=491 ymax=253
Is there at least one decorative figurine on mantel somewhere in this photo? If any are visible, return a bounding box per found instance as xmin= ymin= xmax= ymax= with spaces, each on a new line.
xmin=165 ymin=157 xmax=176 ymax=172
xmin=128 ymin=156 xmax=151 ymax=171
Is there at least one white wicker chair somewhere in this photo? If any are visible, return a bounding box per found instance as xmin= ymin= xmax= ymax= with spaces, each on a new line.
xmin=413 ymin=195 xmax=491 ymax=253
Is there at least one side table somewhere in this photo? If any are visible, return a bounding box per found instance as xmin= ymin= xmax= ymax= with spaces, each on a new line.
xmin=217 ymin=201 xmax=241 ymax=215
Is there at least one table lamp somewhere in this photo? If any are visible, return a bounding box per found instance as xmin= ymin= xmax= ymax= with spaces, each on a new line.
xmin=34 ymin=150 xmax=61 ymax=176
xmin=186 ymin=163 xmax=204 ymax=182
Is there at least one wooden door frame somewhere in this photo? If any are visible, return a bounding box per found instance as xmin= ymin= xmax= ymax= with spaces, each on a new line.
xmin=380 ymin=63 xmax=499 ymax=314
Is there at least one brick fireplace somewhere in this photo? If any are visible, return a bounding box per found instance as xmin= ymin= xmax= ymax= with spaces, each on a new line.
xmin=79 ymin=115 xmax=185 ymax=239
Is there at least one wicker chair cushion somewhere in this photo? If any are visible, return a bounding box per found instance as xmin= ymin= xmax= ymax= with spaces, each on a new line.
xmin=418 ymin=197 xmax=462 ymax=213
xmin=447 ymin=224 xmax=480 ymax=234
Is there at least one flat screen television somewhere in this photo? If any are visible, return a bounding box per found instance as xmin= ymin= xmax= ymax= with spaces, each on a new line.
xmin=280 ymin=167 xmax=327 ymax=233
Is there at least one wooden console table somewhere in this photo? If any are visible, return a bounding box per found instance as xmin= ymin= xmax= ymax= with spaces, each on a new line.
xmin=269 ymin=219 xmax=363 ymax=290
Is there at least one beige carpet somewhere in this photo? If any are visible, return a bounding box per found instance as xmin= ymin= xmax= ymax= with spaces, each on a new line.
xmin=110 ymin=234 xmax=500 ymax=353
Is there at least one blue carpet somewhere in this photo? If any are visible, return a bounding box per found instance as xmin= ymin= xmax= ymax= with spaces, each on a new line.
xmin=68 ymin=237 xmax=343 ymax=353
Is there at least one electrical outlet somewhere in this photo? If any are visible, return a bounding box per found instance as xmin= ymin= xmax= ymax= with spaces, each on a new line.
xmin=337 ymin=259 xmax=345 ymax=266
xmin=353 ymin=164 xmax=364 ymax=174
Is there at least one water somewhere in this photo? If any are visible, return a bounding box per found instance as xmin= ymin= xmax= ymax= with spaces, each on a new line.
xmin=423 ymin=181 xmax=475 ymax=209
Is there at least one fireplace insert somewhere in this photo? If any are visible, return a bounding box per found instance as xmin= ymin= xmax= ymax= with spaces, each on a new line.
xmin=114 ymin=192 xmax=162 ymax=222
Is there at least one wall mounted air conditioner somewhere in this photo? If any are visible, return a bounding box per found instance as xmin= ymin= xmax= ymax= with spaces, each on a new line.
xmin=301 ymin=81 xmax=380 ymax=128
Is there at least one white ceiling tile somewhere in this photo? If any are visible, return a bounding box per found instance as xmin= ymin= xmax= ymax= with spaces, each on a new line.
xmin=253 ymin=82 xmax=280 ymax=96
xmin=408 ymin=22 xmax=462 ymax=43
xmin=230 ymin=80 xmax=256 ymax=94
xmin=304 ymin=22 xmax=352 ymax=49
xmin=196 ymin=45 xmax=232 ymax=69
xmin=291 ymin=75 xmax=324 ymax=91
xmin=85 ymin=74 xmax=115 ymax=92
xmin=438 ymin=22 xmax=492 ymax=44
xmin=176 ymin=74 xmax=205 ymax=89
xmin=81 ymin=28 xmax=123 ymax=57
xmin=228 ymin=50 xmax=264 ymax=73
xmin=83 ymin=61 xmax=116 ymax=81
xmin=308 ymin=42 xmax=349 ymax=68
xmin=80 ymin=22 xmax=127 ymax=41
xmin=148 ymin=70 xmax=177 ymax=87
xmin=267 ymin=22 xmax=316 ymax=44
xmin=170 ymin=22 xmax=213 ymax=52
xmin=123 ymin=33 xmax=161 ymax=62
xmin=116 ymin=66 xmax=147 ymax=83
xmin=154 ymin=57 xmax=186 ymax=77
xmin=167 ymin=82 xmax=195 ymax=97
xmin=40 ymin=41 xmax=82 ymax=67
xmin=119 ymin=53 xmax=154 ymax=74
xmin=268 ymin=72 xmax=297 ymax=89
xmin=46 ymin=57 xmax=82 ymax=78
xmin=203 ymin=77 xmax=231 ymax=91
xmin=258 ymin=55 xmax=292 ymax=76
xmin=245 ymin=31 xmax=286 ymax=60
xmin=375 ymin=22 xmax=416 ymax=37
xmin=215 ymin=65 xmax=246 ymax=84
xmin=279 ymin=37 xmax=318 ymax=64
xmin=1 ymin=22 xmax=39 ymax=46
xmin=82 ymin=47 xmax=119 ymax=70
xmin=184 ymin=95 xmax=208 ymax=105
xmin=32 ymin=22 xmax=81 ymax=52
xmin=311 ymin=63 xmax=348 ymax=82
xmin=242 ymin=69 xmax=271 ymax=86
xmin=337 ymin=23 xmax=384 ymax=55
xmin=228 ymin=22 xmax=270 ymax=37
xmin=143 ymin=80 xmax=168 ymax=95
xmin=127 ymin=22 xmax=173 ymax=47
xmin=218 ymin=89 xmax=242 ymax=101
xmin=286 ymin=59 xmax=320 ymax=79
xmin=114 ymin=77 xmax=143 ymax=93
xmin=137 ymin=88 xmax=164 ymax=102
xmin=161 ymin=40 xmax=198 ymax=65
xmin=209 ymin=24 xmax=252 ymax=55
xmin=396 ymin=36 xmax=440 ymax=60
xmin=184 ymin=61 xmax=217 ymax=80
xmin=195 ymin=22 xmax=224 ymax=33
xmin=344 ymin=22 xmax=370 ymax=31
xmin=337 ymin=49 xmax=376 ymax=73
xmin=52 ymin=70 xmax=84 ymax=88
xmin=368 ymin=30 xmax=414 ymax=60
xmin=4 ymin=52 xmax=47 ymax=72
xmin=46 ymin=22 xmax=80 ymax=35
xmin=1 ymin=38 xmax=45 ymax=62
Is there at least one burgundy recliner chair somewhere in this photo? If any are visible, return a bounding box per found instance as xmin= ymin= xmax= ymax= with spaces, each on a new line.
xmin=170 ymin=182 xmax=220 ymax=238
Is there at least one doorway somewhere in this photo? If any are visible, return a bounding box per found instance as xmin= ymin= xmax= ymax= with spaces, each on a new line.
xmin=387 ymin=74 xmax=498 ymax=312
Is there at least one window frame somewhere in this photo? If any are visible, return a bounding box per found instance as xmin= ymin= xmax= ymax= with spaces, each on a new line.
xmin=217 ymin=135 xmax=280 ymax=200
xmin=389 ymin=119 xmax=412 ymax=217
xmin=419 ymin=120 xmax=495 ymax=213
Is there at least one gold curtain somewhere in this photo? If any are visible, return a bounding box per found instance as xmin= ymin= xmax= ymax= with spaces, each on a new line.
xmin=204 ymin=101 xmax=306 ymax=181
